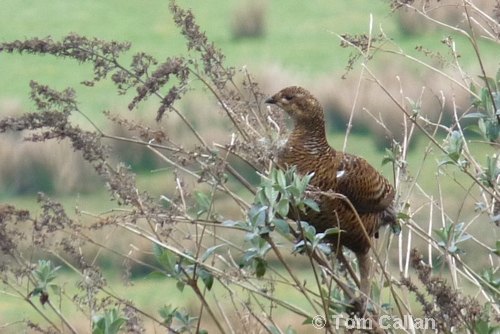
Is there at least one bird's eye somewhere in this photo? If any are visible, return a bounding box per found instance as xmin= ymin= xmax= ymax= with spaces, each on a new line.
xmin=284 ymin=95 xmax=293 ymax=101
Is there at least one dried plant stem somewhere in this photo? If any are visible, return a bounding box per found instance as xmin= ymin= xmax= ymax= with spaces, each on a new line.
xmin=260 ymin=234 xmax=322 ymax=316
xmin=2 ymin=279 xmax=71 ymax=333
xmin=363 ymin=64 xmax=499 ymax=202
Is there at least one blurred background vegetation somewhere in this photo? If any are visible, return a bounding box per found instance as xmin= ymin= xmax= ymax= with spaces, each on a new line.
xmin=1 ymin=0 xmax=495 ymax=197
xmin=1 ymin=0 xmax=499 ymax=332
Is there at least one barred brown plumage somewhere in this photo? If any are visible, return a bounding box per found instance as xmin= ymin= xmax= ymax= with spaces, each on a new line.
xmin=266 ymin=86 xmax=397 ymax=310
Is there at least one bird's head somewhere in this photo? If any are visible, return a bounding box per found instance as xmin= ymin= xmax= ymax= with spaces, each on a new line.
xmin=265 ymin=86 xmax=324 ymax=125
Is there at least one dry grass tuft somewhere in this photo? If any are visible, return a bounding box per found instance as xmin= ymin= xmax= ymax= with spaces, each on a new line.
xmin=231 ymin=0 xmax=268 ymax=39
xmin=0 ymin=102 xmax=99 ymax=194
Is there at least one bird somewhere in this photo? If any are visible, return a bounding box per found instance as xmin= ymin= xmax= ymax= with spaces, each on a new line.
xmin=265 ymin=86 xmax=397 ymax=311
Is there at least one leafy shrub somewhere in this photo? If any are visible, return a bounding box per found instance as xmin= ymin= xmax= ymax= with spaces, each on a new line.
xmin=0 ymin=0 xmax=500 ymax=333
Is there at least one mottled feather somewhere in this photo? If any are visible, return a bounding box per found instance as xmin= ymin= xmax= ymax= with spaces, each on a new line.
xmin=266 ymin=86 xmax=397 ymax=303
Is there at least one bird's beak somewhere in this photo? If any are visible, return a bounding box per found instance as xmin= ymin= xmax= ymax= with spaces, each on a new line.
xmin=265 ymin=97 xmax=277 ymax=104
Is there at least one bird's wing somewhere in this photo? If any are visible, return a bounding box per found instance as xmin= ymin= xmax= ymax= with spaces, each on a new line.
xmin=334 ymin=153 xmax=395 ymax=213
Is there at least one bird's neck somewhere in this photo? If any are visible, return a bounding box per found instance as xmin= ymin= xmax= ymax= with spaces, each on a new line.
xmin=288 ymin=121 xmax=330 ymax=155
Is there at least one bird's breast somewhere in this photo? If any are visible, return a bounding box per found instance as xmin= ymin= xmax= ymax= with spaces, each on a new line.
xmin=278 ymin=144 xmax=339 ymax=190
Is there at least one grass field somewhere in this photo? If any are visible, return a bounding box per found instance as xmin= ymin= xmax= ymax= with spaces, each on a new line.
xmin=1 ymin=0 xmax=495 ymax=114
xmin=1 ymin=0 xmax=499 ymax=332
xmin=1 ymin=0 xmax=496 ymax=197
xmin=1 ymin=0 xmax=498 ymax=274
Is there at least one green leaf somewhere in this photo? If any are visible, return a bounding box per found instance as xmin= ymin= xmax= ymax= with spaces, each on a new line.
xmin=92 ymin=309 xmax=127 ymax=334
xmin=264 ymin=184 xmax=279 ymax=205
xmin=292 ymin=240 xmax=306 ymax=254
xmin=382 ymin=148 xmax=396 ymax=166
xmin=201 ymin=244 xmax=226 ymax=263
xmin=444 ymin=131 xmax=463 ymax=160
xmin=481 ymin=88 xmax=494 ymax=116
xmin=258 ymin=225 xmax=272 ymax=235
xmin=288 ymin=185 xmax=301 ymax=198
xmin=267 ymin=325 xmax=281 ymax=334
xmin=493 ymin=240 xmax=500 ymax=256
xmin=465 ymin=124 xmax=484 ymax=137
xmin=462 ymin=112 xmax=487 ymax=119
xmin=272 ymin=218 xmax=290 ymax=235
xmin=479 ymin=118 xmax=487 ymax=138
xmin=195 ymin=190 xmax=211 ymax=209
xmin=475 ymin=202 xmax=486 ymax=212
xmin=304 ymin=225 xmax=317 ymax=242
xmin=45 ymin=267 xmax=61 ymax=283
xmin=276 ymin=198 xmax=290 ymax=217
xmin=239 ymin=249 xmax=258 ymax=267
xmin=315 ymin=243 xmax=332 ymax=254
xmin=28 ymin=286 xmax=44 ymax=298
xmin=434 ymin=228 xmax=448 ymax=244
xmin=491 ymin=125 xmax=500 ymax=142
xmin=302 ymin=198 xmax=319 ymax=212
xmin=276 ymin=169 xmax=287 ymax=190
xmin=324 ymin=227 xmax=340 ymax=236
xmin=473 ymin=319 xmax=489 ymax=334
xmin=381 ymin=157 xmax=393 ymax=166
xmin=176 ymin=281 xmax=185 ymax=292
xmin=146 ymin=271 xmax=168 ymax=279
xmin=199 ymin=270 xmax=214 ymax=290
xmin=255 ymin=258 xmax=267 ymax=277
xmin=397 ymin=212 xmax=410 ymax=219
xmin=194 ymin=190 xmax=212 ymax=217
xmin=455 ymin=222 xmax=465 ymax=233
xmin=221 ymin=219 xmax=251 ymax=231
xmin=158 ymin=304 xmax=176 ymax=324
xmin=438 ymin=159 xmax=458 ymax=168
xmin=470 ymin=82 xmax=477 ymax=95
xmin=158 ymin=249 xmax=177 ymax=274
xmin=405 ymin=96 xmax=421 ymax=115
xmin=248 ymin=204 xmax=266 ymax=226
xmin=31 ymin=260 xmax=61 ymax=288
xmin=221 ymin=220 xmax=236 ymax=226
xmin=153 ymin=242 xmax=165 ymax=262
xmin=92 ymin=316 xmax=105 ymax=334
xmin=456 ymin=234 xmax=472 ymax=243
xmin=298 ymin=172 xmax=314 ymax=194
xmin=479 ymin=75 xmax=498 ymax=92
xmin=108 ymin=317 xmax=127 ymax=334
xmin=32 ymin=270 xmax=45 ymax=285
xmin=255 ymin=188 xmax=267 ymax=206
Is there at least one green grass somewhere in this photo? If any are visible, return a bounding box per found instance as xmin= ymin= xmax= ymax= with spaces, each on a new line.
xmin=1 ymin=1 xmax=499 ymax=331
xmin=1 ymin=0 xmax=496 ymax=116
xmin=1 ymin=0 xmax=497 ymax=266
xmin=0 ymin=270 xmax=191 ymax=333
xmin=0 ymin=263 xmax=332 ymax=333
